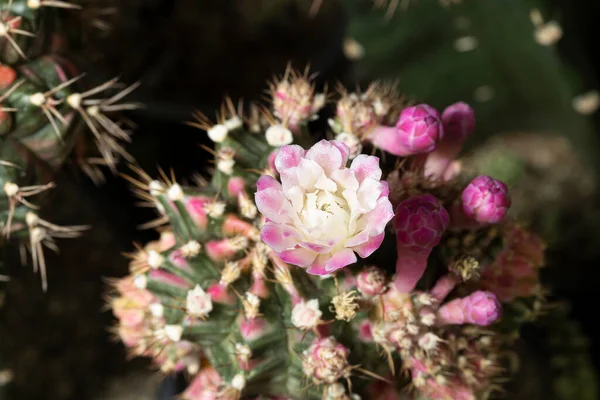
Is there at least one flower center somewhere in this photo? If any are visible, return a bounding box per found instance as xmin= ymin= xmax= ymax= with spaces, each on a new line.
xmin=299 ymin=190 xmax=350 ymax=242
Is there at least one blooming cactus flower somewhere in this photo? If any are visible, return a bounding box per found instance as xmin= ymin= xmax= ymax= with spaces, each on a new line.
xmin=255 ymin=140 xmax=394 ymax=275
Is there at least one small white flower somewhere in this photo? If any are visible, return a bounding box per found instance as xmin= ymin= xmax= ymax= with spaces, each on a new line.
xmin=231 ymin=374 xmax=246 ymax=391
xmin=180 ymin=240 xmax=201 ymax=257
xmin=186 ymin=284 xmax=213 ymax=318
xmin=291 ymin=299 xmax=322 ymax=330
xmin=164 ymin=324 xmax=184 ymax=342
xmin=149 ymin=303 xmax=164 ymax=317
xmin=149 ymin=180 xmax=164 ymax=196
xmin=224 ymin=116 xmax=243 ymax=131
xmin=147 ymin=250 xmax=164 ymax=269
xmin=208 ymin=124 xmax=229 ymax=143
xmin=204 ymin=201 xmax=226 ymax=218
xmin=217 ymin=159 xmax=235 ymax=175
xmin=265 ymin=125 xmax=293 ymax=147
xmin=167 ymin=184 xmax=184 ymax=201
xmin=133 ymin=274 xmax=147 ymax=289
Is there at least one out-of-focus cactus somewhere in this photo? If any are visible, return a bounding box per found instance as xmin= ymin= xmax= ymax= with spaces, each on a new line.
xmin=0 ymin=0 xmax=140 ymax=290
xmin=109 ymin=68 xmax=552 ymax=399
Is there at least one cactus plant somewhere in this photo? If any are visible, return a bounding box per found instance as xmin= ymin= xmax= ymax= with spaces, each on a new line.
xmin=108 ymin=68 xmax=552 ymax=399
xmin=0 ymin=0 xmax=141 ymax=290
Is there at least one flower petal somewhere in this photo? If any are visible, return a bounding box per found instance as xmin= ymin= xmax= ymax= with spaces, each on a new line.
xmin=279 ymin=247 xmax=318 ymax=267
xmin=299 ymin=241 xmax=335 ymax=254
xmin=331 ymin=169 xmax=359 ymax=191
xmin=353 ymin=232 xmax=385 ymax=258
xmin=261 ymin=222 xmax=300 ymax=252
xmin=297 ymin=159 xmax=324 ymax=191
xmin=255 ymin=187 xmax=293 ymax=224
xmin=357 ymin=178 xmax=385 ymax=212
xmin=256 ymin=175 xmax=281 ymax=191
xmin=350 ymin=154 xmax=382 ymax=183
xmin=356 ymin=197 xmax=394 ymax=235
xmin=330 ymin=140 xmax=350 ymax=166
xmin=305 ymin=139 xmax=344 ymax=174
xmin=275 ymin=145 xmax=306 ymax=173
xmin=307 ymin=249 xmax=358 ymax=275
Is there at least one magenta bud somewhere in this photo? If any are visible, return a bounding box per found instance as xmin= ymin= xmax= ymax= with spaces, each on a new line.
xmin=393 ymin=194 xmax=449 ymax=293
xmin=461 ymin=176 xmax=511 ymax=224
xmin=442 ymin=102 xmax=475 ymax=140
xmin=368 ymin=104 xmax=443 ymax=157
xmin=356 ymin=265 xmax=388 ymax=297
xmin=436 ymin=290 xmax=501 ymax=326
xmin=395 ymin=104 xmax=444 ymax=155
xmin=424 ymin=102 xmax=475 ymax=179
xmin=394 ymin=194 xmax=450 ymax=250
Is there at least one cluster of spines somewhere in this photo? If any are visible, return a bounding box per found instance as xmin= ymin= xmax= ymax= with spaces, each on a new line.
xmin=1 ymin=0 xmax=140 ymax=290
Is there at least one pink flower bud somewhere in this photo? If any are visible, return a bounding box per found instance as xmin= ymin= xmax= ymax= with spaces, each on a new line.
xmin=357 ymin=320 xmax=374 ymax=342
xmin=184 ymin=196 xmax=212 ymax=231
xmin=368 ymin=104 xmax=444 ymax=156
xmin=222 ymin=215 xmax=258 ymax=239
xmin=356 ymin=265 xmax=387 ymax=297
xmin=227 ymin=177 xmax=246 ymax=198
xmin=460 ymin=176 xmax=511 ymax=225
xmin=149 ymin=270 xmax=190 ymax=289
xmin=240 ymin=317 xmax=270 ymax=341
xmin=424 ymin=102 xmax=475 ymax=179
xmin=436 ymin=290 xmax=501 ymax=326
xmin=291 ymin=299 xmax=322 ymax=330
xmin=205 ymin=239 xmax=239 ymax=261
xmin=393 ymin=194 xmax=449 ymax=293
xmin=207 ymin=282 xmax=236 ymax=304
xmin=181 ymin=366 xmax=221 ymax=400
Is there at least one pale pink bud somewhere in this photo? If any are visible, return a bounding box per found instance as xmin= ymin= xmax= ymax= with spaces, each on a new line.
xmin=368 ymin=104 xmax=444 ymax=156
xmin=181 ymin=366 xmax=221 ymax=400
xmin=240 ymin=317 xmax=270 ymax=341
xmin=393 ymin=194 xmax=449 ymax=292
xmin=149 ymin=270 xmax=190 ymax=289
xmin=356 ymin=265 xmax=387 ymax=297
xmin=302 ymin=337 xmax=350 ymax=384
xmin=207 ymin=282 xmax=236 ymax=304
xmin=291 ymin=299 xmax=322 ymax=329
xmin=436 ymin=290 xmax=501 ymax=326
xmin=183 ymin=196 xmax=212 ymax=231
xmin=357 ymin=319 xmax=374 ymax=342
xmin=424 ymin=102 xmax=475 ymax=179
xmin=458 ymin=176 xmax=511 ymax=226
xmin=205 ymin=238 xmax=245 ymax=261
xmin=222 ymin=215 xmax=259 ymax=239
xmin=255 ymin=140 xmax=393 ymax=276
xmin=227 ymin=177 xmax=246 ymax=198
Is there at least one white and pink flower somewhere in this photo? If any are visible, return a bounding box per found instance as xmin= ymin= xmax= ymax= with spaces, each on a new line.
xmin=254 ymin=140 xmax=394 ymax=275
